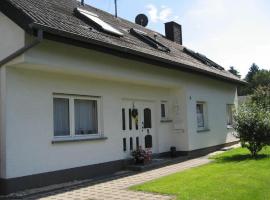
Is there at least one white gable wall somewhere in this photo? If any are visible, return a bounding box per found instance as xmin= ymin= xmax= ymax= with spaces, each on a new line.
xmin=2 ymin=36 xmax=238 ymax=179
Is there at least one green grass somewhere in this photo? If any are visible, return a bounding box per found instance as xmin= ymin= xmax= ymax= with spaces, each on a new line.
xmin=130 ymin=147 xmax=270 ymax=200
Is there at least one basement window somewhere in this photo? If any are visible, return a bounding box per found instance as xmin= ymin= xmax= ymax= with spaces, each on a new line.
xmin=130 ymin=28 xmax=170 ymax=52
xmin=76 ymin=8 xmax=123 ymax=36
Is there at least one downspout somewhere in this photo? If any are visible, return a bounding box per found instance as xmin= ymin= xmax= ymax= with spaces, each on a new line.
xmin=0 ymin=29 xmax=43 ymax=67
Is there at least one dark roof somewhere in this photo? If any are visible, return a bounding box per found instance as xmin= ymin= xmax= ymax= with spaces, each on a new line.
xmin=0 ymin=0 xmax=245 ymax=84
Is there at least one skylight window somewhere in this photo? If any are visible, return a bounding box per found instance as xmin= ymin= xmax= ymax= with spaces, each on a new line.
xmin=130 ymin=28 xmax=170 ymax=52
xmin=76 ymin=8 xmax=123 ymax=36
xmin=183 ymin=48 xmax=224 ymax=70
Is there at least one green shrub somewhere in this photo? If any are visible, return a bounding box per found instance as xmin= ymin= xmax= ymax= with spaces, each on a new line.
xmin=233 ymin=101 xmax=270 ymax=157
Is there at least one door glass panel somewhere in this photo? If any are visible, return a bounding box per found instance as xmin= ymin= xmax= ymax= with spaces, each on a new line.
xmin=136 ymin=136 xmax=139 ymax=149
xmin=123 ymin=138 xmax=126 ymax=151
xmin=129 ymin=109 xmax=132 ymax=130
xmin=144 ymin=108 xmax=152 ymax=128
xmin=122 ymin=108 xmax=126 ymax=130
xmin=130 ymin=137 xmax=133 ymax=150
xmin=145 ymin=135 xmax=152 ymax=148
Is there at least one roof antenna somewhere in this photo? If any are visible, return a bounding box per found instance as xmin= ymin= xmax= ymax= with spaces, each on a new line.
xmin=114 ymin=0 xmax=118 ymax=18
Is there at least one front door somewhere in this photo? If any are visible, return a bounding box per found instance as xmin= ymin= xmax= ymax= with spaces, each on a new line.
xmin=121 ymin=100 xmax=156 ymax=158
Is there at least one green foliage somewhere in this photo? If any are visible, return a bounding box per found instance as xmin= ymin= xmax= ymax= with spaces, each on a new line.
xmin=233 ymin=103 xmax=270 ymax=157
xmin=228 ymin=66 xmax=241 ymax=78
xmin=238 ymin=63 xmax=270 ymax=96
xmin=245 ymin=63 xmax=260 ymax=83
xmin=251 ymin=85 xmax=270 ymax=110
xmin=233 ymin=87 xmax=270 ymax=157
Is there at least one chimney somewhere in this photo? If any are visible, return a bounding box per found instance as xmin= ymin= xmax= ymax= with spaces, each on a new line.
xmin=165 ymin=21 xmax=182 ymax=45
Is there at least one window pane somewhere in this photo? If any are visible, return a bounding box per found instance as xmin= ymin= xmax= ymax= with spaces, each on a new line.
xmin=123 ymin=138 xmax=126 ymax=152
xmin=144 ymin=108 xmax=152 ymax=128
xmin=161 ymin=103 xmax=166 ymax=118
xmin=196 ymin=104 xmax=204 ymax=128
xmin=75 ymin=99 xmax=98 ymax=135
xmin=136 ymin=137 xmax=139 ymax=149
xmin=53 ymin=98 xmax=70 ymax=136
xmin=129 ymin=109 xmax=132 ymax=130
xmin=122 ymin=108 xmax=126 ymax=130
xmin=227 ymin=105 xmax=233 ymax=125
xmin=130 ymin=137 xmax=133 ymax=150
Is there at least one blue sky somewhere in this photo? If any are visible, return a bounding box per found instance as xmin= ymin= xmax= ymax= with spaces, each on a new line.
xmin=85 ymin=0 xmax=270 ymax=77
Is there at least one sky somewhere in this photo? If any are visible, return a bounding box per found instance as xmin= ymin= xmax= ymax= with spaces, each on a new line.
xmin=85 ymin=0 xmax=270 ymax=77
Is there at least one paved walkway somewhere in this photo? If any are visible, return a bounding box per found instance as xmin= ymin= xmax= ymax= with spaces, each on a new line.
xmin=26 ymin=156 xmax=211 ymax=200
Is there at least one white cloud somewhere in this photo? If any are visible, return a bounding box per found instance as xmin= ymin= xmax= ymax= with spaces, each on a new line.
xmin=182 ymin=0 xmax=270 ymax=76
xmin=146 ymin=4 xmax=173 ymax=23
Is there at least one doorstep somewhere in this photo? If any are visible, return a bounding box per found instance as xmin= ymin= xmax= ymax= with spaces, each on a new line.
xmin=126 ymin=156 xmax=189 ymax=171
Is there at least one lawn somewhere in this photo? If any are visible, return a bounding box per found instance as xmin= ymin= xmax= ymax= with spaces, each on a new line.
xmin=131 ymin=147 xmax=270 ymax=200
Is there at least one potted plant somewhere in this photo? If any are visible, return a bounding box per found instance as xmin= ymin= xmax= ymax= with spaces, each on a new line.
xmin=131 ymin=146 xmax=146 ymax=164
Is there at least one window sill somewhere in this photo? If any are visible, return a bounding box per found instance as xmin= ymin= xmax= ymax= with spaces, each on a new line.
xmin=160 ymin=119 xmax=173 ymax=123
xmin=197 ymin=128 xmax=210 ymax=133
xmin=52 ymin=136 xmax=108 ymax=144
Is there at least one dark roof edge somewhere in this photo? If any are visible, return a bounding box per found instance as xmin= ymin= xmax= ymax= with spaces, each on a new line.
xmin=32 ymin=23 xmax=246 ymax=85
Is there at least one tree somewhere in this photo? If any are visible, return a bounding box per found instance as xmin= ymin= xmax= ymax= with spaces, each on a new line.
xmin=233 ymin=86 xmax=270 ymax=157
xmin=245 ymin=63 xmax=259 ymax=82
xmin=251 ymin=70 xmax=270 ymax=89
xmin=228 ymin=66 xmax=241 ymax=78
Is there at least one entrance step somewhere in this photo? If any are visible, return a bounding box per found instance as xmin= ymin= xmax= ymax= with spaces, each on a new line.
xmin=126 ymin=156 xmax=189 ymax=171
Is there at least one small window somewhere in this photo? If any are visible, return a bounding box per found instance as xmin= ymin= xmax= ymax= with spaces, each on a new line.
xmin=53 ymin=98 xmax=70 ymax=136
xmin=76 ymin=8 xmax=123 ymax=36
xmin=196 ymin=102 xmax=207 ymax=130
xmin=227 ymin=104 xmax=234 ymax=126
xmin=161 ymin=101 xmax=168 ymax=119
xmin=75 ymin=99 xmax=98 ymax=135
xmin=130 ymin=28 xmax=170 ymax=52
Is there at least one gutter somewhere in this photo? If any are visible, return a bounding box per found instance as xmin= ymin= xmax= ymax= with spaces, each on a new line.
xmin=0 ymin=29 xmax=43 ymax=67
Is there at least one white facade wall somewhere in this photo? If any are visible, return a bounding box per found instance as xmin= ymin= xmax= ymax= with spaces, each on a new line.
xmin=0 ymin=15 xmax=238 ymax=179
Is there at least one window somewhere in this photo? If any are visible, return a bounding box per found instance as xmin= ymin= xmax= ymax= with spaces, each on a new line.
xmin=196 ymin=102 xmax=207 ymax=130
xmin=122 ymin=108 xmax=126 ymax=130
xmin=130 ymin=137 xmax=133 ymax=150
xmin=130 ymin=28 xmax=170 ymax=52
xmin=123 ymin=138 xmax=126 ymax=151
xmin=53 ymin=94 xmax=101 ymax=137
xmin=226 ymin=104 xmax=234 ymax=127
xmin=75 ymin=99 xmax=98 ymax=135
xmin=53 ymin=98 xmax=70 ymax=136
xmin=76 ymin=8 xmax=123 ymax=36
xmin=136 ymin=137 xmax=139 ymax=149
xmin=144 ymin=108 xmax=152 ymax=128
xmin=161 ymin=101 xmax=168 ymax=119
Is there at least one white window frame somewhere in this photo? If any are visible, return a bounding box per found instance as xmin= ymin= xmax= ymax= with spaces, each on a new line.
xmin=226 ymin=104 xmax=234 ymax=128
xmin=161 ymin=101 xmax=169 ymax=120
xmin=196 ymin=102 xmax=208 ymax=131
xmin=53 ymin=94 xmax=102 ymax=139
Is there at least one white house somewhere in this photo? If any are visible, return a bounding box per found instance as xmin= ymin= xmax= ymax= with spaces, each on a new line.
xmin=0 ymin=0 xmax=244 ymax=194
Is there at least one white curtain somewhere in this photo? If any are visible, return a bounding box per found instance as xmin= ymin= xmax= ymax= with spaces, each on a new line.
xmin=75 ymin=99 xmax=98 ymax=135
xmin=196 ymin=104 xmax=204 ymax=128
xmin=54 ymin=98 xmax=70 ymax=136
